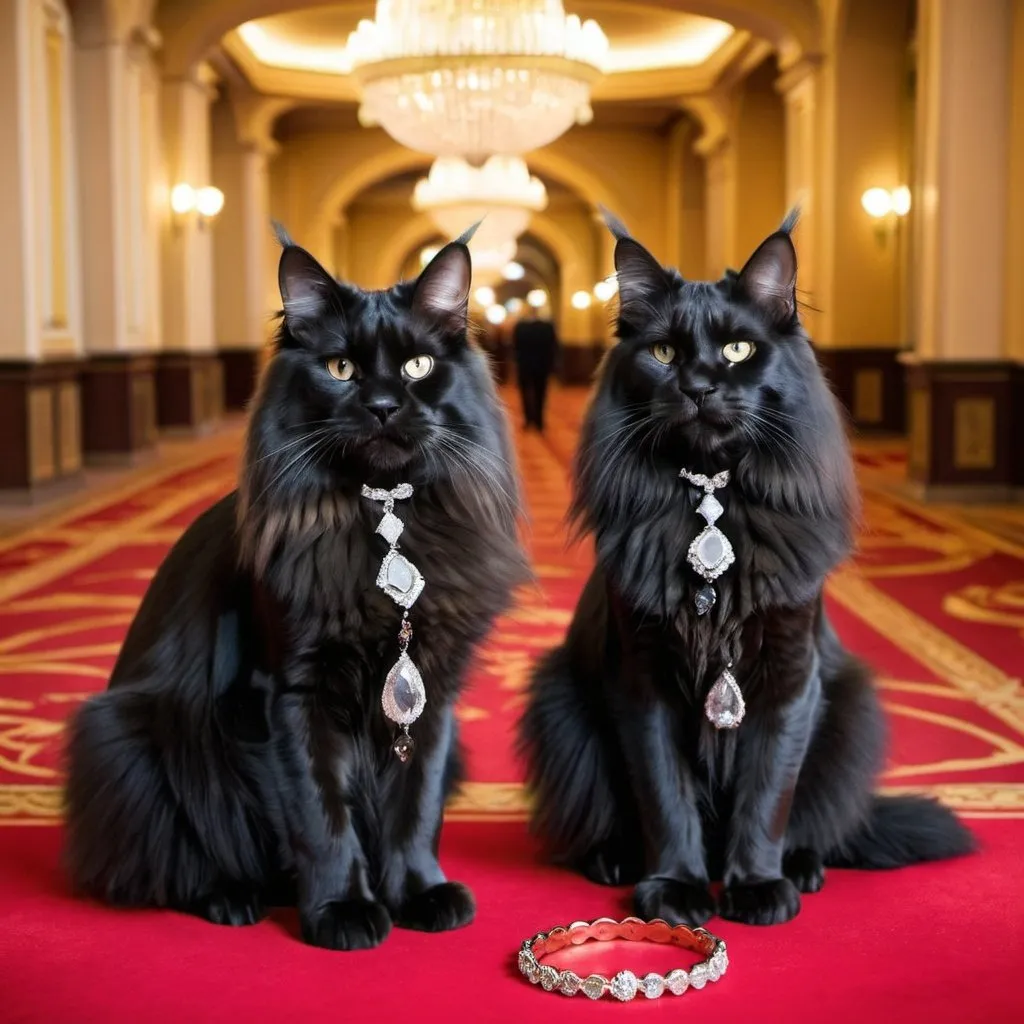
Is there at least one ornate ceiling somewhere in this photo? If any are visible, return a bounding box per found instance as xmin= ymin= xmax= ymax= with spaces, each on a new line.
xmin=219 ymin=0 xmax=770 ymax=104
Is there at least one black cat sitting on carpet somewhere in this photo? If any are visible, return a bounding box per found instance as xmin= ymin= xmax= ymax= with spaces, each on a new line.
xmin=64 ymin=228 xmax=529 ymax=950
xmin=518 ymin=210 xmax=974 ymax=927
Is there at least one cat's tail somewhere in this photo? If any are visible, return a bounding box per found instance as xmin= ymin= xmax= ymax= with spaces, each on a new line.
xmin=825 ymin=794 xmax=976 ymax=870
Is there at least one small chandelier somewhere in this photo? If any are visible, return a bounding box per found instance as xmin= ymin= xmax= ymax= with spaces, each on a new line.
xmin=347 ymin=1 xmax=608 ymax=161
xmin=413 ymin=155 xmax=547 ymax=252
xmin=469 ymin=240 xmax=519 ymax=286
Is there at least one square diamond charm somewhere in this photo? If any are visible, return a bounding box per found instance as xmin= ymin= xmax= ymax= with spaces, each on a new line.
xmin=375 ymin=510 xmax=404 ymax=545
xmin=697 ymin=492 xmax=724 ymax=525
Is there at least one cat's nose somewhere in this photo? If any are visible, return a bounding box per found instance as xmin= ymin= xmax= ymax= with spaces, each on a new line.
xmin=683 ymin=385 xmax=718 ymax=406
xmin=367 ymin=396 xmax=401 ymax=424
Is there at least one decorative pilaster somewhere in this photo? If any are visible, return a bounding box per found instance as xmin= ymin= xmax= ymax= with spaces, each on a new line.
xmin=75 ymin=24 xmax=162 ymax=460
xmin=158 ymin=64 xmax=219 ymax=431
xmin=776 ymin=56 xmax=825 ymax=342
xmin=906 ymin=0 xmax=1015 ymax=496
xmin=0 ymin=0 xmax=84 ymax=495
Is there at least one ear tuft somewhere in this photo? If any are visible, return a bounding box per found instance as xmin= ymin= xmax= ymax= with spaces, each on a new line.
xmin=411 ymin=242 xmax=472 ymax=334
xmin=598 ymin=204 xmax=632 ymax=242
xmin=278 ymin=245 xmax=335 ymax=327
xmin=453 ymin=219 xmax=484 ymax=246
xmin=779 ymin=206 xmax=800 ymax=236
xmin=271 ymin=220 xmax=294 ymax=249
xmin=735 ymin=229 xmax=798 ymax=325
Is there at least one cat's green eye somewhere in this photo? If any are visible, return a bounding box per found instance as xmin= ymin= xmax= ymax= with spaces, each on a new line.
xmin=326 ymin=357 xmax=356 ymax=381
xmin=403 ymin=355 xmax=434 ymax=380
xmin=723 ymin=341 xmax=756 ymax=364
xmin=651 ymin=343 xmax=676 ymax=365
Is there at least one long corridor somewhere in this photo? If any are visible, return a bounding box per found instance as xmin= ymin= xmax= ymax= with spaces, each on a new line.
xmin=0 ymin=386 xmax=1021 ymax=1021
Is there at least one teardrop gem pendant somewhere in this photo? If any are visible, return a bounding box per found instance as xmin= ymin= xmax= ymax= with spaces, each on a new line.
xmin=381 ymin=651 xmax=426 ymax=727
xmin=705 ymin=668 xmax=745 ymax=729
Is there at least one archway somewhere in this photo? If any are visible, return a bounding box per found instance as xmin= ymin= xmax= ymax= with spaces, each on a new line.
xmin=306 ymin=138 xmax=633 ymax=253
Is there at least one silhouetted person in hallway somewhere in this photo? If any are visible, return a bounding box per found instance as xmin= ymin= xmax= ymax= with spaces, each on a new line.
xmin=513 ymin=309 xmax=559 ymax=431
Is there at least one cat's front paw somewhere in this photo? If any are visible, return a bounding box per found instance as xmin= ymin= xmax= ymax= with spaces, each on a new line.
xmin=720 ymin=878 xmax=800 ymax=925
xmin=301 ymin=899 xmax=392 ymax=950
xmin=189 ymin=886 xmax=267 ymax=927
xmin=576 ymin=839 xmax=643 ymax=887
xmin=397 ymin=881 xmax=475 ymax=932
xmin=783 ymin=849 xmax=826 ymax=894
xmin=633 ymin=876 xmax=715 ymax=927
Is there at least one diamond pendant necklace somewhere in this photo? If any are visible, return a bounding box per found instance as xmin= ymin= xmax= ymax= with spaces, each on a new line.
xmin=361 ymin=483 xmax=426 ymax=762
xmin=678 ymin=467 xmax=746 ymax=729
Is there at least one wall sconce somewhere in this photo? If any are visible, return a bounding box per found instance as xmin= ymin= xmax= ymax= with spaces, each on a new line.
xmin=170 ymin=183 xmax=225 ymax=230
xmin=861 ymin=186 xmax=910 ymax=245
xmin=593 ymin=275 xmax=618 ymax=302
xmin=571 ymin=289 xmax=593 ymax=310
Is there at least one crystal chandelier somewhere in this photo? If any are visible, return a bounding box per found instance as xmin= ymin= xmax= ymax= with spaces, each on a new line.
xmin=347 ymin=1 xmax=608 ymax=161
xmin=413 ymin=155 xmax=547 ymax=252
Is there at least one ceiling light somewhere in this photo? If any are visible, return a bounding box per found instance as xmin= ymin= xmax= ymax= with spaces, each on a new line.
xmin=474 ymin=285 xmax=496 ymax=307
xmin=484 ymin=304 xmax=508 ymax=325
xmin=593 ymin=276 xmax=618 ymax=302
xmin=346 ymin=1 xmax=608 ymax=161
xmin=502 ymin=261 xmax=526 ymax=281
xmin=571 ymin=289 xmax=592 ymax=310
xmin=413 ymin=156 xmax=547 ymax=252
xmin=506 ymin=297 xmax=524 ymax=314
xmin=526 ymin=288 xmax=548 ymax=308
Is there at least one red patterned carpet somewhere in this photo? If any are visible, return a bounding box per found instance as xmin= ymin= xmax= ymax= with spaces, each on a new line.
xmin=1 ymin=387 xmax=1023 ymax=1022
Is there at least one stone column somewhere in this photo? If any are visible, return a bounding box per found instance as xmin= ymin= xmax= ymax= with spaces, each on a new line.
xmin=74 ymin=23 xmax=162 ymax=461
xmin=905 ymin=0 xmax=1017 ymax=496
xmin=0 ymin=0 xmax=84 ymax=494
xmin=158 ymin=64 xmax=221 ymax=432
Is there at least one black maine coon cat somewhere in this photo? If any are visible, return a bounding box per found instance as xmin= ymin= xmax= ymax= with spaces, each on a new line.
xmin=519 ymin=210 xmax=974 ymax=926
xmin=64 ymin=229 xmax=528 ymax=950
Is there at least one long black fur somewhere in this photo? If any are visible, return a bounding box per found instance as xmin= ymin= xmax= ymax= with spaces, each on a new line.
xmin=64 ymin=233 xmax=529 ymax=949
xmin=518 ymin=211 xmax=974 ymax=926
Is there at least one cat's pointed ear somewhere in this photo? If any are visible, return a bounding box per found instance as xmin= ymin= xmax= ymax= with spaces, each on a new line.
xmin=735 ymin=213 xmax=799 ymax=325
xmin=411 ymin=240 xmax=472 ymax=334
xmin=278 ymin=243 xmax=335 ymax=327
xmin=599 ymin=206 xmax=673 ymax=319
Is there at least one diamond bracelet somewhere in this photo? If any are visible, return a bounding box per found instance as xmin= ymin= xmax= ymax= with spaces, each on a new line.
xmin=517 ymin=916 xmax=728 ymax=1001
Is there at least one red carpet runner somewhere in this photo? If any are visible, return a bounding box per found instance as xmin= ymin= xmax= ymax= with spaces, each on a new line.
xmin=1 ymin=387 xmax=1022 ymax=1021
